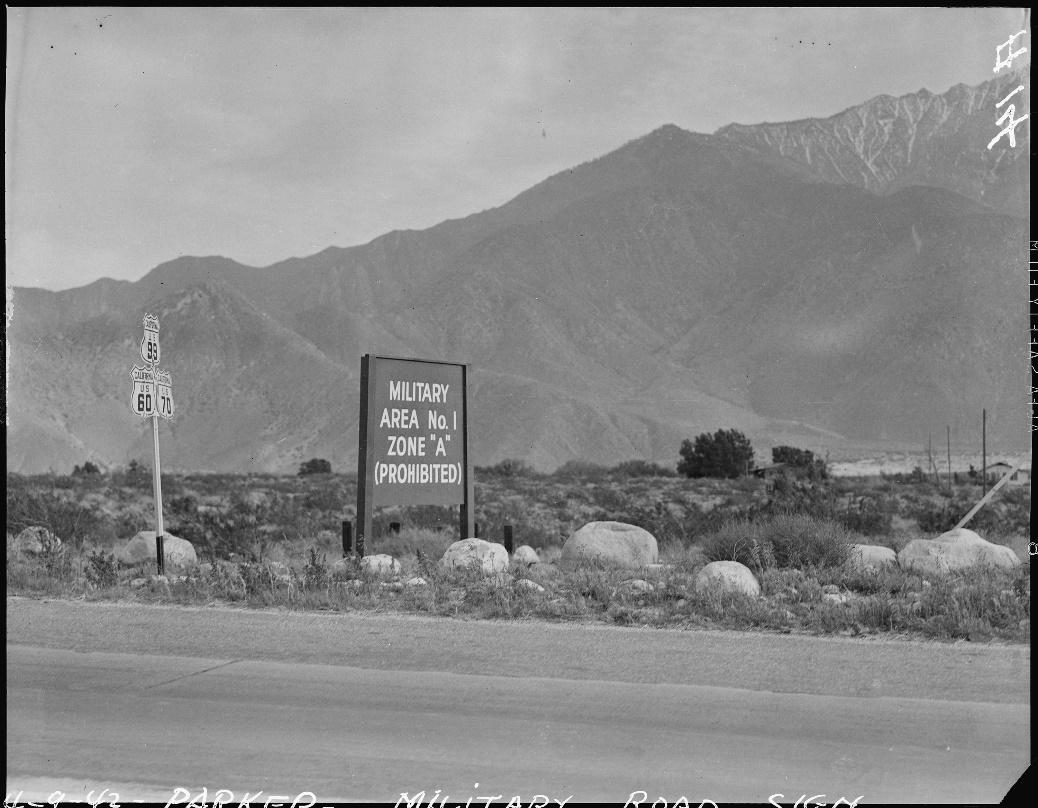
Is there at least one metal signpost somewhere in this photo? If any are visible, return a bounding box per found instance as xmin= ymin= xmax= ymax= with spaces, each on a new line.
xmin=356 ymin=354 xmax=473 ymax=555
xmin=130 ymin=313 xmax=174 ymax=574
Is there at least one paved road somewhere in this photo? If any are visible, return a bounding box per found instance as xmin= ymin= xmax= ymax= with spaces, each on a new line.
xmin=6 ymin=598 xmax=1031 ymax=803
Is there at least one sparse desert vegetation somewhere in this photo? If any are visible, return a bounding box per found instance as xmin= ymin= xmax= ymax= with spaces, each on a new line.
xmin=6 ymin=460 xmax=1030 ymax=642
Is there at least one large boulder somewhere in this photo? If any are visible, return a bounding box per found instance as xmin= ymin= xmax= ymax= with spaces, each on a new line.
xmin=897 ymin=528 xmax=1021 ymax=575
xmin=560 ymin=521 xmax=658 ymax=569
xmin=13 ymin=526 xmax=63 ymax=557
xmin=693 ymin=560 xmax=761 ymax=598
xmin=440 ymin=538 xmax=509 ymax=575
xmin=116 ymin=531 xmax=197 ymax=570
xmin=846 ymin=543 xmax=898 ymax=573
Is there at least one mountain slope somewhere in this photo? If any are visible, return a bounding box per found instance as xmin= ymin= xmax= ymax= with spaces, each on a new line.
xmin=6 ymin=73 xmax=1029 ymax=473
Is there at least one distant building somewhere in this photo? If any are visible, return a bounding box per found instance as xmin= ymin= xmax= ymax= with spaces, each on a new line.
xmin=752 ymin=462 xmax=789 ymax=480
xmin=985 ymin=462 xmax=1030 ymax=486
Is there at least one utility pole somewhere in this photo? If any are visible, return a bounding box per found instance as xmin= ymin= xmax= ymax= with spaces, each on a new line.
xmin=982 ymin=408 xmax=987 ymax=498
xmin=946 ymin=425 xmax=952 ymax=491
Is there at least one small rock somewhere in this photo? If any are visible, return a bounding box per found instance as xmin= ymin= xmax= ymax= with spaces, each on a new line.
xmin=242 ymin=490 xmax=270 ymax=508
xmin=360 ymin=554 xmax=402 ymax=577
xmin=823 ymin=592 xmax=849 ymax=605
xmin=130 ymin=577 xmax=148 ymax=589
xmin=512 ymin=545 xmax=540 ymax=566
xmin=516 ymin=579 xmax=546 ymax=594
xmin=619 ymin=579 xmax=653 ymax=594
xmin=405 ymin=576 xmax=428 ymax=587
xmin=13 ymin=526 xmax=63 ymax=557
xmin=441 ymin=538 xmax=509 ymax=575
xmin=822 ymin=584 xmax=840 ymax=595
xmin=380 ymin=580 xmax=404 ymax=592
xmin=693 ymin=560 xmax=761 ymax=598
xmin=846 ymin=544 xmax=898 ymax=573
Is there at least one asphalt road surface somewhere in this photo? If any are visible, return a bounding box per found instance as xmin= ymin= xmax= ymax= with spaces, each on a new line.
xmin=6 ymin=597 xmax=1031 ymax=804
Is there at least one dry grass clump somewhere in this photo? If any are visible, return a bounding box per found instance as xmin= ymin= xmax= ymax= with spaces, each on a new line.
xmin=700 ymin=513 xmax=853 ymax=571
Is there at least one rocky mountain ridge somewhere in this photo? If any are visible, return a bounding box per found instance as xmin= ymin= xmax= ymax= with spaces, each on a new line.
xmin=6 ymin=71 xmax=1029 ymax=474
xmin=717 ymin=67 xmax=1029 ymax=215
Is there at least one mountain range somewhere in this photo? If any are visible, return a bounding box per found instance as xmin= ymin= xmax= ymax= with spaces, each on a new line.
xmin=6 ymin=69 xmax=1030 ymax=474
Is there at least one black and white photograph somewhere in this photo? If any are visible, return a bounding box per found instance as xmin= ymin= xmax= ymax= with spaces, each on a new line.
xmin=5 ymin=7 xmax=1031 ymax=804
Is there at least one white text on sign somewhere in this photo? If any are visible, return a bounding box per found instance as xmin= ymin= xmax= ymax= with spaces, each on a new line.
xmin=363 ymin=356 xmax=468 ymax=508
xmin=389 ymin=380 xmax=449 ymax=403
xmin=375 ymin=461 xmax=462 ymax=486
xmin=130 ymin=365 xmax=156 ymax=417
xmin=140 ymin=313 xmax=161 ymax=365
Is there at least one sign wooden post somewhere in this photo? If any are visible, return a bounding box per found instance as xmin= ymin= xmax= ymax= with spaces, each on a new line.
xmin=356 ymin=354 xmax=473 ymax=556
xmin=130 ymin=313 xmax=174 ymax=574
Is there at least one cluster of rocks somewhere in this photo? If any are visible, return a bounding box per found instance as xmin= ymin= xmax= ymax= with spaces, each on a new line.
xmin=12 ymin=518 xmax=1022 ymax=608
xmin=544 ymin=522 xmax=1023 ymax=604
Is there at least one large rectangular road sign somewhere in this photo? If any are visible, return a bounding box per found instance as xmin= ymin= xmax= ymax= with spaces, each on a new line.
xmin=356 ymin=355 xmax=473 ymax=550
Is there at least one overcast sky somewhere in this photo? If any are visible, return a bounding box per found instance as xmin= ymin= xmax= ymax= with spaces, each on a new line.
xmin=5 ymin=7 xmax=1030 ymax=292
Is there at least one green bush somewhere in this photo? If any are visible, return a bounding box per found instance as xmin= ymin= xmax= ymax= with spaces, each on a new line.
xmin=678 ymin=429 xmax=755 ymax=478
xmin=85 ymin=549 xmax=118 ymax=588
xmin=763 ymin=513 xmax=853 ymax=568
xmin=298 ymin=458 xmax=332 ymax=476
xmin=700 ymin=519 xmax=761 ymax=567
xmin=302 ymin=546 xmax=329 ymax=589
xmin=771 ymin=446 xmax=829 ymax=480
